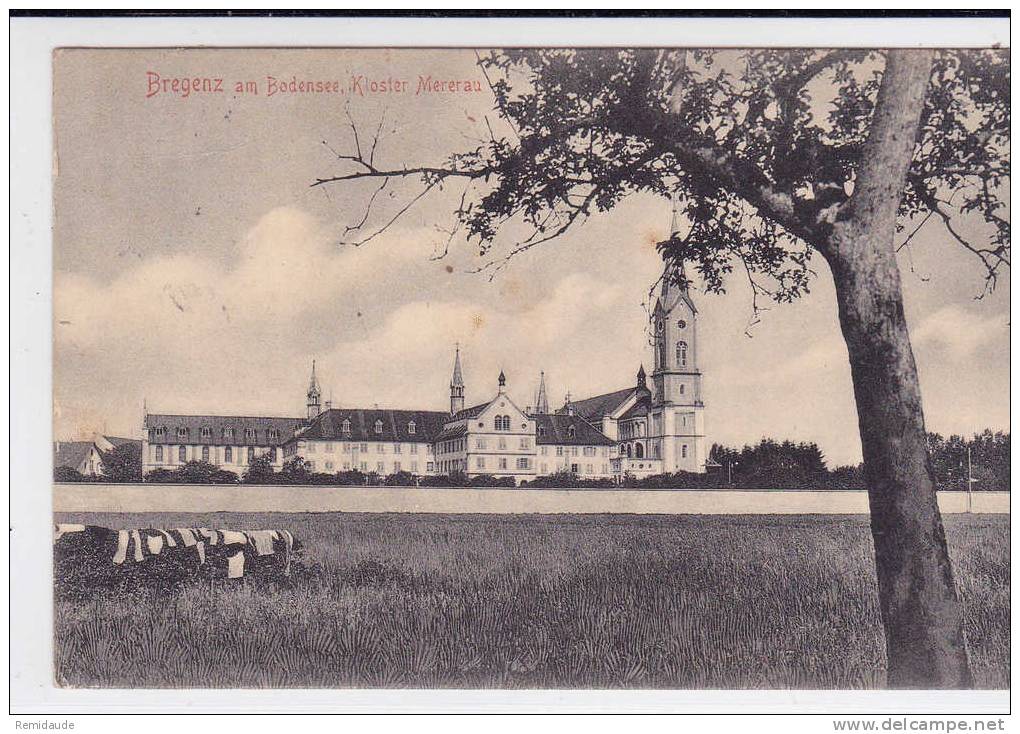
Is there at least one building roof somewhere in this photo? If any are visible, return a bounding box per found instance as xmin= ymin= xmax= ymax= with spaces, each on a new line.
xmin=620 ymin=400 xmax=650 ymax=420
xmin=534 ymin=414 xmax=615 ymax=446
xmin=451 ymin=402 xmax=488 ymax=421
xmin=145 ymin=414 xmax=306 ymax=446
xmin=558 ymin=387 xmax=636 ymax=420
xmin=435 ymin=424 xmax=468 ymax=442
xmin=53 ymin=441 xmax=96 ymax=470
xmin=104 ymin=436 xmax=140 ymax=448
xmin=296 ymin=407 xmax=448 ymax=443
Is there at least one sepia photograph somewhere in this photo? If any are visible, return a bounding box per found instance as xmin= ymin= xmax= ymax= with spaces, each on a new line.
xmin=13 ymin=12 xmax=1011 ymax=716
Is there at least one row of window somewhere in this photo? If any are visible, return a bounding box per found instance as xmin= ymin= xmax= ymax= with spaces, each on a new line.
xmin=152 ymin=426 xmax=281 ymax=441
xmin=538 ymin=462 xmax=612 ymax=476
xmin=306 ymin=460 xmax=422 ymax=474
xmin=338 ymin=418 xmax=417 ymax=435
xmin=438 ymin=438 xmax=466 ymax=455
xmin=305 ymin=441 xmax=427 ymax=455
xmin=437 ymin=459 xmax=466 ymax=473
xmin=475 ymin=437 xmax=531 ymax=451
xmin=153 ymin=445 xmax=278 ymax=464
xmin=475 ymin=456 xmax=531 ymax=470
xmin=618 ymin=442 xmax=690 ymax=460
xmin=537 ymin=445 xmax=609 ymax=457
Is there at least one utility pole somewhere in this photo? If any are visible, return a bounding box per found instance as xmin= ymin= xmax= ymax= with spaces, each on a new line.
xmin=967 ymin=445 xmax=974 ymax=514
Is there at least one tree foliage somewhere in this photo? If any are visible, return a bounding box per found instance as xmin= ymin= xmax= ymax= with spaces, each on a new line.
xmin=100 ymin=441 xmax=142 ymax=482
xmin=927 ymin=429 xmax=1010 ymax=492
xmin=317 ymin=49 xmax=1007 ymax=308
xmin=241 ymin=452 xmax=276 ymax=484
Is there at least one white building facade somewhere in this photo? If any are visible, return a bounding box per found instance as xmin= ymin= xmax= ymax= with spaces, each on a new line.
xmin=140 ymin=267 xmax=707 ymax=482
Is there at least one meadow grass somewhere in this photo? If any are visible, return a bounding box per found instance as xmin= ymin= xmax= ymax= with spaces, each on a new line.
xmin=52 ymin=512 xmax=1008 ymax=689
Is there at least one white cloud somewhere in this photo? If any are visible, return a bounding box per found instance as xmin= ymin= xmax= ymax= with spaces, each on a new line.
xmin=53 ymin=207 xmax=651 ymax=436
xmin=911 ymin=305 xmax=1007 ymax=360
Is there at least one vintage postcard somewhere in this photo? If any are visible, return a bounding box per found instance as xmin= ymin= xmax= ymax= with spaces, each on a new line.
xmin=45 ymin=38 xmax=1008 ymax=699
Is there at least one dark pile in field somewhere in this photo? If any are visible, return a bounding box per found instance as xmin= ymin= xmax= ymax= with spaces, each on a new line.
xmin=52 ymin=513 xmax=1009 ymax=689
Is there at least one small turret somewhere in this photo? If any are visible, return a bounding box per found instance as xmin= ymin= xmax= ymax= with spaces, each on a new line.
xmin=498 ymin=370 xmax=507 ymax=393
xmin=637 ymin=364 xmax=647 ymax=389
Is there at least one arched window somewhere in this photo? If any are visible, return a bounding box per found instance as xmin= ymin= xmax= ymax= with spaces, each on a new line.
xmin=342 ymin=419 xmax=351 ymax=433
xmin=635 ymin=443 xmax=644 ymax=459
xmin=374 ymin=419 xmax=383 ymax=434
xmin=200 ymin=426 xmax=211 ymax=438
xmin=567 ymin=425 xmax=576 ymax=439
xmin=177 ymin=427 xmax=188 ymax=440
xmin=625 ymin=444 xmax=632 ymax=458
xmin=676 ymin=341 xmax=688 ymax=367
xmin=538 ymin=426 xmax=546 ymax=437
xmin=408 ymin=421 xmax=416 ymax=435
xmin=679 ymin=383 xmax=685 ymax=395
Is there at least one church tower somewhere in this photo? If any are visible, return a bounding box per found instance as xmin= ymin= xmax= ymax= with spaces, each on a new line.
xmin=306 ymin=360 xmax=322 ymax=420
xmin=450 ymin=344 xmax=465 ymax=415
xmin=649 ymin=265 xmax=706 ymax=472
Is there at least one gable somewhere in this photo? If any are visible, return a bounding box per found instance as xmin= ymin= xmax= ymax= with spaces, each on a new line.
xmin=472 ymin=394 xmax=532 ymax=432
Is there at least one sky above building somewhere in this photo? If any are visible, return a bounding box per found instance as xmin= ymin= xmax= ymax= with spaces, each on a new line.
xmin=53 ymin=48 xmax=1009 ymax=466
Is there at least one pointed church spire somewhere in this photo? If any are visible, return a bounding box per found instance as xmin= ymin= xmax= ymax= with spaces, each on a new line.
xmin=535 ymin=370 xmax=549 ymax=414
xmin=306 ymin=360 xmax=321 ymax=420
xmin=450 ymin=342 xmax=464 ymax=388
xmin=308 ymin=360 xmax=320 ymax=394
xmin=449 ymin=344 xmax=465 ymax=415
xmin=637 ymin=364 xmax=647 ymax=388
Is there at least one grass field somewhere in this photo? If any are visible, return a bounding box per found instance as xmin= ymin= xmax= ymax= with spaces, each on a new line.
xmin=52 ymin=512 xmax=1009 ymax=689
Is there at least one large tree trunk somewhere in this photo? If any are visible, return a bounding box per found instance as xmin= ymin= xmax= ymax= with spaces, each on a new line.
xmin=823 ymin=50 xmax=971 ymax=688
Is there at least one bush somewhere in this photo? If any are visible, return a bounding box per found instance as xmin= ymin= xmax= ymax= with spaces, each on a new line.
xmin=468 ymin=474 xmax=517 ymax=488
xmin=54 ymin=466 xmax=85 ymax=482
xmin=242 ymin=452 xmax=277 ymax=484
xmin=523 ymin=471 xmax=614 ymax=489
xmin=384 ymin=471 xmax=417 ymax=486
xmin=208 ymin=469 xmax=240 ymax=484
xmin=419 ymin=471 xmax=472 ymax=487
xmin=334 ymin=470 xmax=368 ymax=486
xmin=144 ymin=468 xmax=177 ymax=483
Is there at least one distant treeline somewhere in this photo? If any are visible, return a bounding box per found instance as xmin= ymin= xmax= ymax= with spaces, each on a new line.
xmin=55 ymin=431 xmax=1009 ymax=491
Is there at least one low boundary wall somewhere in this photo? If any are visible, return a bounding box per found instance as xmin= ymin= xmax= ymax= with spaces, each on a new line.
xmin=53 ymin=484 xmax=1010 ymax=515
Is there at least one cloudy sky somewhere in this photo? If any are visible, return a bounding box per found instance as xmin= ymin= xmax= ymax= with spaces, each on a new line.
xmin=53 ymin=49 xmax=1009 ymax=466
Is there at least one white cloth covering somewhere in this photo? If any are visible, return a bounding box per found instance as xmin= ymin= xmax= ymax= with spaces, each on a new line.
xmin=112 ymin=529 xmax=129 ymax=564
xmin=220 ymin=530 xmax=248 ymax=546
xmin=145 ymin=534 xmax=164 ymax=556
xmin=130 ymin=530 xmax=144 ymax=562
xmin=226 ymin=550 xmax=245 ymax=579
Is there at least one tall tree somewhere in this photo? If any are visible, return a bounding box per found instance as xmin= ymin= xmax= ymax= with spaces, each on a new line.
xmin=315 ymin=48 xmax=1009 ymax=687
xmin=100 ymin=441 xmax=142 ymax=482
